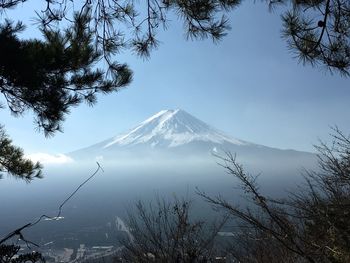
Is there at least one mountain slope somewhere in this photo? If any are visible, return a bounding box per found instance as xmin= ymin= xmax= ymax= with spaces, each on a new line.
xmin=103 ymin=109 xmax=250 ymax=148
xmin=68 ymin=109 xmax=316 ymax=167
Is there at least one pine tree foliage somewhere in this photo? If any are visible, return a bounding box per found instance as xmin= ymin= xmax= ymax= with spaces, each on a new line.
xmin=2 ymin=0 xmax=349 ymax=75
xmin=280 ymin=0 xmax=350 ymax=76
xmin=0 ymin=9 xmax=132 ymax=136
xmin=2 ymin=0 xmax=240 ymax=57
xmin=199 ymin=127 xmax=350 ymax=263
xmin=0 ymin=126 xmax=42 ymax=181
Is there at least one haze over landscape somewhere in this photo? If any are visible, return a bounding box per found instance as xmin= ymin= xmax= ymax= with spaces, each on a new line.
xmin=1 ymin=0 xmax=349 ymax=262
xmin=0 ymin=109 xmax=317 ymax=243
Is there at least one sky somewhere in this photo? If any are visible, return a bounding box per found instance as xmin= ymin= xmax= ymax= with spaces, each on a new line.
xmin=1 ymin=1 xmax=349 ymax=157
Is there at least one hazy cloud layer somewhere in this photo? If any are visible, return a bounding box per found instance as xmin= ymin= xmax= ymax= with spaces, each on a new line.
xmin=26 ymin=153 xmax=74 ymax=164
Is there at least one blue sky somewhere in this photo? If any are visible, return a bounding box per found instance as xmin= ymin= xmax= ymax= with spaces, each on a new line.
xmin=0 ymin=1 xmax=349 ymax=155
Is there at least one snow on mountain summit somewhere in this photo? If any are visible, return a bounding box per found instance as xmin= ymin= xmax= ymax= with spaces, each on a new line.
xmin=68 ymin=109 xmax=316 ymax=166
xmin=103 ymin=109 xmax=249 ymax=148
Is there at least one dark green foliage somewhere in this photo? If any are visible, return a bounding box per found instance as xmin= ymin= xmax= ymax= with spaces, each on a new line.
xmin=0 ymin=126 xmax=41 ymax=181
xmin=2 ymin=0 xmax=349 ymax=75
xmin=280 ymin=0 xmax=350 ymax=76
xmin=0 ymin=244 xmax=44 ymax=263
xmin=4 ymin=0 xmax=240 ymax=57
xmin=0 ymin=10 xmax=132 ymax=136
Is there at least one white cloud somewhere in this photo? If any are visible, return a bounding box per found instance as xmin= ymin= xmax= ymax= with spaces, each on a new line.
xmin=26 ymin=153 xmax=74 ymax=164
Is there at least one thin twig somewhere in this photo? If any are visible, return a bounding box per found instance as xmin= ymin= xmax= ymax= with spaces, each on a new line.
xmin=0 ymin=162 xmax=103 ymax=245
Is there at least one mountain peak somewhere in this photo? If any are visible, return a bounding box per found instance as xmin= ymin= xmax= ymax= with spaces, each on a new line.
xmin=102 ymin=109 xmax=249 ymax=149
xmin=141 ymin=109 xmax=181 ymax=125
xmin=68 ymin=109 xmax=317 ymax=165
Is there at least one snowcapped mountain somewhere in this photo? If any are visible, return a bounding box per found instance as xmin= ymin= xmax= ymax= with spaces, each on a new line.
xmin=68 ymin=109 xmax=316 ymax=166
xmin=102 ymin=109 xmax=249 ymax=148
